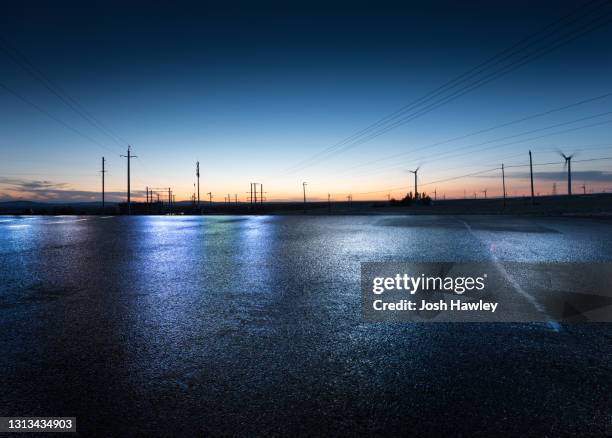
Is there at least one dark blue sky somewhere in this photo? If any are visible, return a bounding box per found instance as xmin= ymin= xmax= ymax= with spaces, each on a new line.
xmin=1 ymin=0 xmax=611 ymax=201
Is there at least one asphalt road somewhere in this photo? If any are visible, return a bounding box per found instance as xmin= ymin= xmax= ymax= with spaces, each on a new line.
xmin=0 ymin=215 xmax=610 ymax=436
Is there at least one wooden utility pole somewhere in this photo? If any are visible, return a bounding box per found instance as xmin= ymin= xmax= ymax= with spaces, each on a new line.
xmin=567 ymin=157 xmax=572 ymax=196
xmin=120 ymin=145 xmax=137 ymax=215
xmin=196 ymin=161 xmax=200 ymax=207
xmin=410 ymin=169 xmax=419 ymax=199
xmin=502 ymin=163 xmax=506 ymax=208
xmin=529 ymin=150 xmax=535 ymax=204
xmin=101 ymin=157 xmax=107 ymax=211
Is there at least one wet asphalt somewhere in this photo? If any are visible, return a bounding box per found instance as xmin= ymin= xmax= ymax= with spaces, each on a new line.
xmin=0 ymin=215 xmax=610 ymax=436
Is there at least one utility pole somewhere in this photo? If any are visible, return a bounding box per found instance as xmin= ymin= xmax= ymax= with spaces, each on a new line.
xmin=567 ymin=157 xmax=572 ymax=196
xmin=207 ymin=192 xmax=212 ymax=206
xmin=328 ymin=193 xmax=331 ymax=214
xmin=260 ymin=184 xmax=263 ymax=204
xmin=482 ymin=188 xmax=487 ymax=199
xmin=100 ymin=157 xmax=107 ymax=211
xmin=581 ymin=183 xmax=586 ymax=195
xmin=235 ymin=194 xmax=238 ymax=204
xmin=502 ymin=163 xmax=507 ymax=208
xmin=529 ymin=150 xmax=535 ymax=204
xmin=302 ymin=182 xmax=307 ymax=212
xmin=409 ymin=168 xmax=419 ymax=199
xmin=433 ymin=188 xmax=437 ymax=201
xmin=196 ymin=161 xmax=200 ymax=207
xmin=120 ymin=145 xmax=137 ymax=215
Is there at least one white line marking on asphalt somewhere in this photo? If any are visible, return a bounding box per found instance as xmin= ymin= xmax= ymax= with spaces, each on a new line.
xmin=100 ymin=216 xmax=114 ymax=219
xmin=458 ymin=218 xmax=560 ymax=332
xmin=47 ymin=218 xmax=89 ymax=224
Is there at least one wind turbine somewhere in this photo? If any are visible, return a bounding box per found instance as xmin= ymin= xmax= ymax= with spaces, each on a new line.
xmin=482 ymin=188 xmax=488 ymax=199
xmin=409 ymin=166 xmax=420 ymax=198
xmin=559 ymin=151 xmax=575 ymax=196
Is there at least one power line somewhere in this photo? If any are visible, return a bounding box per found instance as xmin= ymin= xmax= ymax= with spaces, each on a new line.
xmin=505 ymin=156 xmax=612 ymax=169
xmin=346 ymin=112 xmax=612 ymax=179
xmin=426 ymin=144 xmax=612 ymax=180
xmin=409 ymin=112 xmax=612 ymax=162
xmin=340 ymin=156 xmax=612 ymax=198
xmin=0 ymin=37 xmax=128 ymax=148
xmin=323 ymin=12 xmax=612 ymax=158
xmin=277 ymin=1 xmax=602 ymax=174
xmin=269 ymin=2 xmax=612 ymax=178
xmin=0 ymin=80 xmax=117 ymax=154
xmin=336 ymin=92 xmax=612 ymax=175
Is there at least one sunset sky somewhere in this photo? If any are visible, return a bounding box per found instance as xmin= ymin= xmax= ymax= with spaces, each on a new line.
xmin=1 ymin=0 xmax=611 ymax=202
